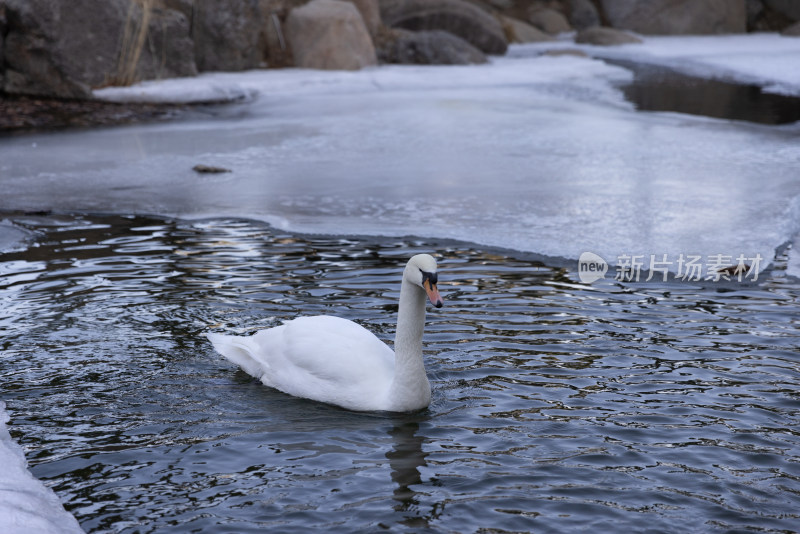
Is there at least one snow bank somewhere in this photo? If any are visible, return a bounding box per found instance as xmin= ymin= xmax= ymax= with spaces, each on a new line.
xmin=0 ymin=403 xmax=84 ymax=534
xmin=94 ymin=53 xmax=633 ymax=105
xmin=511 ymin=32 xmax=800 ymax=96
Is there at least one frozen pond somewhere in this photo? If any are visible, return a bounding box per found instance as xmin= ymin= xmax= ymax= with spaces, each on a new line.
xmin=2 ymin=36 xmax=800 ymax=273
xmin=1 ymin=33 xmax=800 ymax=533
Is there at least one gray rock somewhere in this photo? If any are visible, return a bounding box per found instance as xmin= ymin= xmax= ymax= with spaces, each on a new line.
xmin=2 ymin=0 xmax=196 ymax=98
xmin=163 ymin=0 xmax=195 ymax=21
xmin=379 ymin=0 xmax=508 ymax=55
xmin=192 ymin=0 xmax=265 ymax=72
xmin=599 ymin=0 xmax=747 ymax=34
xmin=98 ymin=2 xmax=197 ymax=86
xmin=486 ymin=0 xmax=514 ymax=9
xmin=527 ymin=7 xmax=571 ymax=34
xmin=378 ymin=29 xmax=487 ymax=65
xmin=765 ymin=0 xmax=800 ymax=21
xmin=499 ymin=15 xmax=556 ymax=43
xmin=286 ymin=0 xmax=377 ymax=70
xmin=575 ymin=26 xmax=643 ymax=45
xmin=3 ymin=0 xmax=90 ymax=98
xmin=747 ymin=0 xmax=795 ymax=31
xmin=746 ymin=0 xmax=765 ymax=24
xmin=782 ymin=20 xmax=800 ymax=35
xmin=568 ymin=0 xmax=601 ymax=30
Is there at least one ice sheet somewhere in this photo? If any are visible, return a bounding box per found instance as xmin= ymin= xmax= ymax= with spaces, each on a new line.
xmin=2 ymin=44 xmax=800 ymax=275
xmin=510 ymin=32 xmax=800 ymax=96
xmin=0 ymin=221 xmax=32 ymax=253
xmin=0 ymin=403 xmax=84 ymax=534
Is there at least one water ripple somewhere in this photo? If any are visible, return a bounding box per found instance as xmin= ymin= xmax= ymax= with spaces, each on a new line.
xmin=1 ymin=214 xmax=799 ymax=532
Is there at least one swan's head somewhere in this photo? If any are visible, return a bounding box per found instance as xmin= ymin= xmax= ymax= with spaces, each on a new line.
xmin=405 ymin=254 xmax=444 ymax=308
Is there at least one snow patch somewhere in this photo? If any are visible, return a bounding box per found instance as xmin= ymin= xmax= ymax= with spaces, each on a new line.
xmin=0 ymin=403 xmax=84 ymax=534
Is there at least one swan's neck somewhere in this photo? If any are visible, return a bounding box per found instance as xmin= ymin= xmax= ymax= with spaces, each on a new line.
xmin=389 ymin=277 xmax=431 ymax=409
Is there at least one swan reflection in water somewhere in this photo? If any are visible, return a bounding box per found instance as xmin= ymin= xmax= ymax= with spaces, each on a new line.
xmin=387 ymin=417 xmax=438 ymax=528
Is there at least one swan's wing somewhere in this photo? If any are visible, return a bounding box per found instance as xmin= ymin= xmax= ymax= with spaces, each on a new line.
xmin=229 ymin=316 xmax=395 ymax=410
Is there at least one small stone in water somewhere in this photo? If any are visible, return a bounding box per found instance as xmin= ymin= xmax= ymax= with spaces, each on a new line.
xmin=193 ymin=164 xmax=232 ymax=174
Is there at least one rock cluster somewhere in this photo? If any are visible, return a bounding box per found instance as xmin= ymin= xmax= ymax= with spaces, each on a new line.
xmin=0 ymin=0 xmax=798 ymax=100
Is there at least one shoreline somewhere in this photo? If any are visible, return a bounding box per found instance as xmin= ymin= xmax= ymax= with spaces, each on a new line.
xmin=0 ymin=93 xmax=192 ymax=135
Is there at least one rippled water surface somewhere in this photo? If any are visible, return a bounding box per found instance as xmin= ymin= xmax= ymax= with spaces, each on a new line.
xmin=1 ymin=214 xmax=799 ymax=533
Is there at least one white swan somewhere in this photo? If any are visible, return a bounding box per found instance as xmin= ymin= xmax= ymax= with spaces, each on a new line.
xmin=206 ymin=254 xmax=444 ymax=412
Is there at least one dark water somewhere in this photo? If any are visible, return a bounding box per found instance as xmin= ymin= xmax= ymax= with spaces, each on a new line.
xmin=610 ymin=59 xmax=800 ymax=125
xmin=1 ymin=214 xmax=799 ymax=533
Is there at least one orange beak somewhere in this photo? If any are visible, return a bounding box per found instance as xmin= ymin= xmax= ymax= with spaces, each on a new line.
xmin=423 ymin=279 xmax=444 ymax=308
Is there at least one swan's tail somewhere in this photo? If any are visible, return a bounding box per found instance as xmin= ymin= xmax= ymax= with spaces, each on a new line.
xmin=206 ymin=332 xmax=266 ymax=380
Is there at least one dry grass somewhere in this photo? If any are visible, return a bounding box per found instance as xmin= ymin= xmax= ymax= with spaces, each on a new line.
xmin=108 ymin=0 xmax=154 ymax=87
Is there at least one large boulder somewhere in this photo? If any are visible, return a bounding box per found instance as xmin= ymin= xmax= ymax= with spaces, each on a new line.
xmin=783 ymin=20 xmax=800 ymax=35
xmin=527 ymin=7 xmax=571 ymax=34
xmin=379 ymin=0 xmax=508 ymax=55
xmin=765 ymin=0 xmax=800 ymax=22
xmin=568 ymin=0 xmax=601 ymax=30
xmin=2 ymin=0 xmax=196 ymax=98
xmin=3 ymin=0 xmax=91 ymax=98
xmin=575 ymin=26 xmax=643 ymax=45
xmin=286 ymin=0 xmax=377 ymax=70
xmin=499 ymin=15 xmax=555 ymax=43
xmin=191 ymin=0 xmax=265 ymax=72
xmin=746 ymin=0 xmax=797 ymax=31
xmin=599 ymin=0 xmax=747 ymax=34
xmin=378 ymin=29 xmax=487 ymax=65
xmin=746 ymin=0 xmax=765 ymax=29
xmin=347 ymin=0 xmax=381 ymax=37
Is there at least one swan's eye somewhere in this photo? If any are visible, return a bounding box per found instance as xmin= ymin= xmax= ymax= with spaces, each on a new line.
xmin=420 ymin=270 xmax=438 ymax=285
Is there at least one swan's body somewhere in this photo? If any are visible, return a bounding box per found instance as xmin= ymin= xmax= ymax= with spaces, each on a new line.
xmin=206 ymin=254 xmax=443 ymax=412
